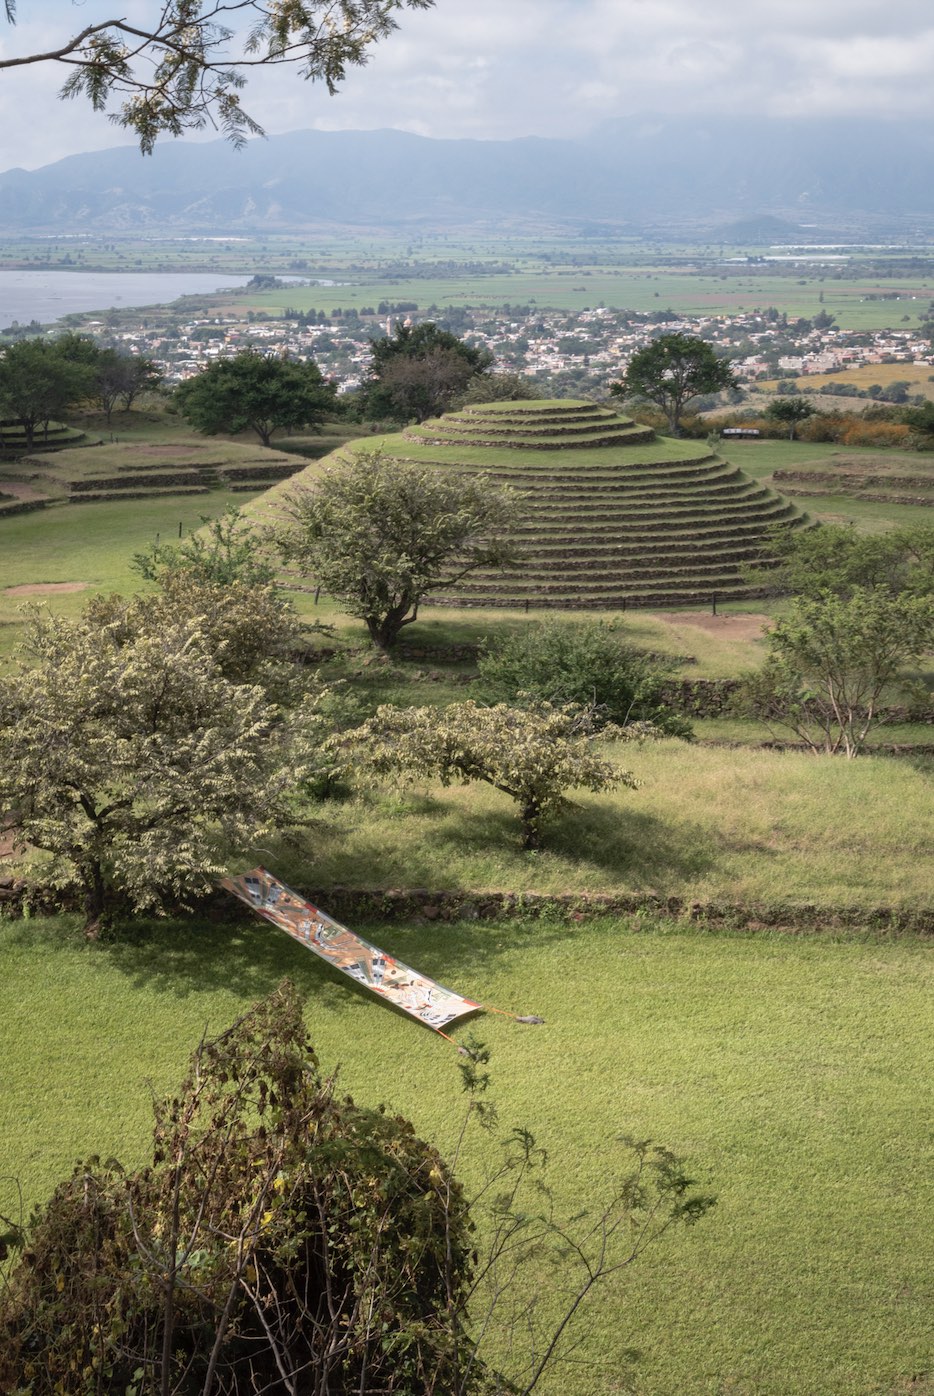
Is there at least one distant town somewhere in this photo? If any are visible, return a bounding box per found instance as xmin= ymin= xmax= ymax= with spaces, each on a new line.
xmin=52 ymin=288 xmax=934 ymax=401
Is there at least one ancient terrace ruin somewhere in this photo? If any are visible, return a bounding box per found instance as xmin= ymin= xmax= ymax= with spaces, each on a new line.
xmin=391 ymin=399 xmax=808 ymax=609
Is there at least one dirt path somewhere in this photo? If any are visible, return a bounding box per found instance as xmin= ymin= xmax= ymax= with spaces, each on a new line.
xmin=0 ymin=480 xmax=50 ymax=503
xmin=653 ymin=611 xmax=772 ymax=642
xmin=3 ymin=581 xmax=88 ymax=596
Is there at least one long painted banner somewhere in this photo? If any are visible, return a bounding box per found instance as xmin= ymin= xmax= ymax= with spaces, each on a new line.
xmin=221 ymin=867 xmax=483 ymax=1034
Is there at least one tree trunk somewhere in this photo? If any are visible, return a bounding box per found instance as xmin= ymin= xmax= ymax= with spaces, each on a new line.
xmin=82 ymin=861 xmax=107 ymax=939
xmin=520 ymin=802 xmax=542 ymax=851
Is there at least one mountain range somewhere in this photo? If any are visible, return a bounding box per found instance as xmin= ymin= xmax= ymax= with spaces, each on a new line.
xmin=1 ymin=117 xmax=934 ymax=236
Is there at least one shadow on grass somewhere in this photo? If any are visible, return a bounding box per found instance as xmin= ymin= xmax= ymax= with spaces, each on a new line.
xmin=425 ymin=799 xmax=721 ymax=889
xmin=96 ymin=906 xmax=573 ymax=1030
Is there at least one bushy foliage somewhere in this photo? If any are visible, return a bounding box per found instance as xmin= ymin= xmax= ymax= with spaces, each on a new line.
xmin=735 ymin=588 xmax=934 ymax=756
xmin=453 ymin=373 xmax=542 ymax=407
xmin=762 ymin=523 xmax=934 ymax=601
xmin=335 ymin=699 xmax=649 ymax=848
xmin=276 ymin=448 xmax=519 ymax=650
xmin=363 ymin=322 xmax=494 ymax=422
xmin=0 ymin=986 xmax=714 ymax=1395
xmin=0 ymin=982 xmax=480 ymax=1396
xmin=476 ymin=619 xmax=693 ymax=739
xmin=0 ymin=594 xmax=324 ymax=927
xmin=132 ymin=505 xmax=278 ymax=590
xmin=175 ymin=350 xmax=335 ymax=447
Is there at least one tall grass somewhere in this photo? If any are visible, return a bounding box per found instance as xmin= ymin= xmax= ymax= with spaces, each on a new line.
xmin=284 ymin=740 xmax=934 ymax=911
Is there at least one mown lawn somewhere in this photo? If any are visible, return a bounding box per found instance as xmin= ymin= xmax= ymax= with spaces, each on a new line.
xmin=1 ymin=913 xmax=931 ymax=1395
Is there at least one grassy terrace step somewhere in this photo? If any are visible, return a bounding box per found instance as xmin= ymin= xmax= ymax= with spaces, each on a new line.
xmin=67 ymin=486 xmax=211 ymax=503
xmin=404 ymin=428 xmax=655 ymax=451
xmin=267 ymin=399 xmax=807 ymax=609
xmin=512 ymin=545 xmax=770 ymax=568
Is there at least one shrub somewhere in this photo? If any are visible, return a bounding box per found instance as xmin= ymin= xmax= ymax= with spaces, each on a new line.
xmin=476 ymin=619 xmax=693 ymax=738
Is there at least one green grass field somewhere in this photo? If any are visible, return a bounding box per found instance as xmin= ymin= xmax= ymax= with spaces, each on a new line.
xmin=0 ymin=406 xmax=932 ymax=1394
xmin=1 ymin=913 xmax=932 ymax=1396
xmin=270 ymin=738 xmax=934 ymax=912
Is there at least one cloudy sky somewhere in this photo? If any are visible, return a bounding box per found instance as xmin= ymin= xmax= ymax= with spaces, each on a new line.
xmin=0 ymin=0 xmax=930 ymax=170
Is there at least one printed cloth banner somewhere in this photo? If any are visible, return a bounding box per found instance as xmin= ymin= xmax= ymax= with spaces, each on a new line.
xmin=221 ymin=867 xmax=482 ymax=1034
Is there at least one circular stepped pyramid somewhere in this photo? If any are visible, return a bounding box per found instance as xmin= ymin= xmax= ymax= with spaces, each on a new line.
xmin=386 ymin=399 xmax=809 ymax=610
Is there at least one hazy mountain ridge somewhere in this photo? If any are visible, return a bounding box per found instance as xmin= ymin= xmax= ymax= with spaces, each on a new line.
xmin=1 ymin=118 xmax=933 ymax=235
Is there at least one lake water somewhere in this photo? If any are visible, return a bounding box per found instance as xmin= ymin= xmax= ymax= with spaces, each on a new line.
xmin=0 ymin=270 xmax=252 ymax=329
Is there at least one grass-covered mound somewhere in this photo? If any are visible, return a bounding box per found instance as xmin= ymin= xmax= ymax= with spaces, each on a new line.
xmin=773 ymin=451 xmax=934 ymax=507
xmin=2 ymin=438 xmax=309 ymax=506
xmin=272 ymin=400 xmax=809 ymax=609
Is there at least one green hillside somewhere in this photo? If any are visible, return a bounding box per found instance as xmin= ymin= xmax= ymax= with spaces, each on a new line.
xmin=280 ymin=400 xmax=809 ymax=609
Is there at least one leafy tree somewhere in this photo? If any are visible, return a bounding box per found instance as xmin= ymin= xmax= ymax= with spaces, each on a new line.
xmin=766 ymin=396 xmax=815 ymax=440
xmin=760 ymin=523 xmax=934 ymax=601
xmin=477 ymin=618 xmax=693 ymax=738
xmin=132 ymin=504 xmax=277 ymax=589
xmin=336 ymin=699 xmax=650 ymax=848
xmin=94 ymin=348 xmax=162 ymax=422
xmin=175 ymin=349 xmax=335 ymax=447
xmin=364 ymin=322 xmax=494 ymax=422
xmin=735 ymin=588 xmax=934 ymax=756
xmin=0 ymin=338 xmax=94 ymax=446
xmin=0 ymin=982 xmax=714 ymax=1396
xmin=276 ymin=447 xmax=519 ymax=650
xmin=0 ymin=596 xmax=323 ymax=930
xmin=0 ymin=1 xmax=435 ymax=152
xmin=610 ymin=334 xmax=736 ymax=435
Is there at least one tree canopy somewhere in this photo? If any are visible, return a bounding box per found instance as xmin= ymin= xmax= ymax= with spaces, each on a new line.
xmin=762 ymin=522 xmax=934 ymax=601
xmin=735 ymin=588 xmax=934 ymax=757
xmin=174 ymin=349 xmax=335 ymax=447
xmin=0 ymin=1 xmax=435 ymax=152
xmin=336 ymin=699 xmax=648 ymax=848
xmin=766 ymin=396 xmax=814 ymax=440
xmin=276 ymin=447 xmax=519 ymax=649
xmin=363 ymin=322 xmax=494 ymax=422
xmin=611 ymin=333 xmax=736 ymax=435
xmin=0 ymin=338 xmax=94 ymax=446
xmin=0 ymin=590 xmax=322 ymax=928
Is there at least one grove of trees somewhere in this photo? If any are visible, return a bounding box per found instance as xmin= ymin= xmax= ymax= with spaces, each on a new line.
xmin=362 ymin=322 xmax=494 ymax=422
xmin=0 ymin=333 xmax=161 ymax=442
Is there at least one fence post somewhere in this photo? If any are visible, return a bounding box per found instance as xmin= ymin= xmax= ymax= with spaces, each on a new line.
xmin=712 ymin=593 xmax=718 ymax=616
xmin=314 ymin=586 xmax=320 ymax=606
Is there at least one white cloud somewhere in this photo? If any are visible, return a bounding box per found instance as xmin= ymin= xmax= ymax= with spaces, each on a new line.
xmin=0 ymin=0 xmax=933 ymax=169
